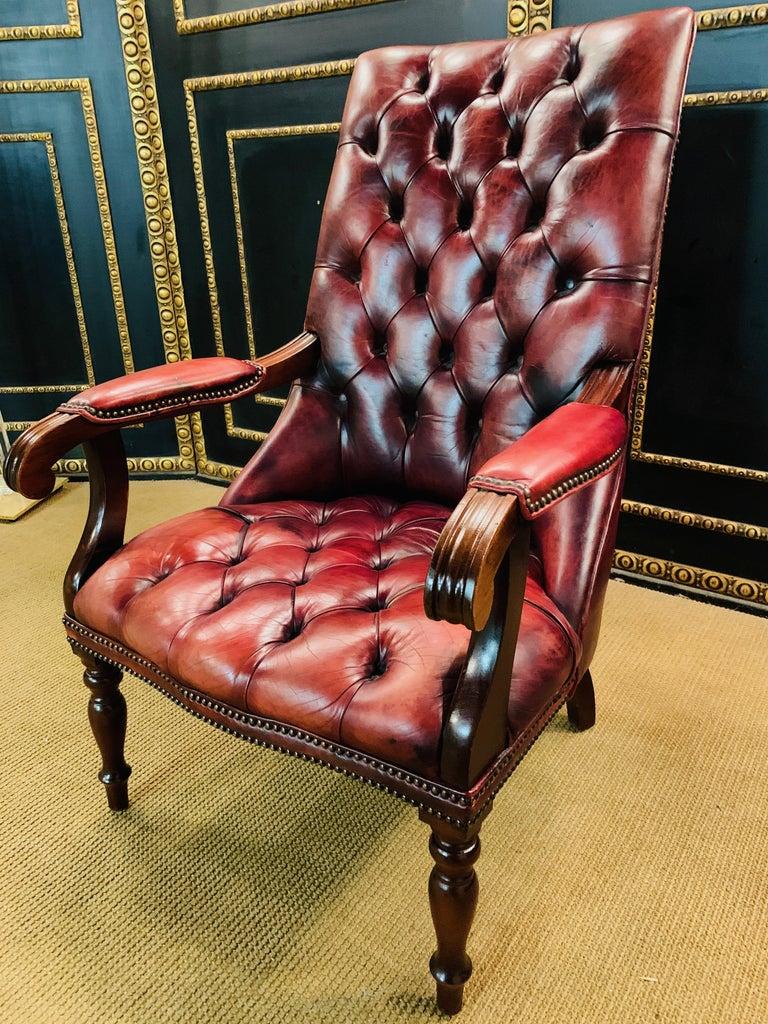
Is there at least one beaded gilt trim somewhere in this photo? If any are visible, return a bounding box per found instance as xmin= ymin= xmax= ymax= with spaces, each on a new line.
xmin=65 ymin=617 xmax=578 ymax=826
xmin=471 ymin=443 xmax=625 ymax=516
xmin=58 ymin=364 xmax=264 ymax=421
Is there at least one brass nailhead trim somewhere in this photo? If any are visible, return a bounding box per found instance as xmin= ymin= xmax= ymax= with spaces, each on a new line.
xmin=472 ymin=443 xmax=624 ymax=515
xmin=58 ymin=367 xmax=264 ymax=420
xmin=65 ymin=617 xmax=578 ymax=826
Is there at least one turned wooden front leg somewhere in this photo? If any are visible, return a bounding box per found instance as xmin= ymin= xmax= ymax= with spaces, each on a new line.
xmin=422 ymin=814 xmax=482 ymax=1015
xmin=80 ymin=655 xmax=131 ymax=811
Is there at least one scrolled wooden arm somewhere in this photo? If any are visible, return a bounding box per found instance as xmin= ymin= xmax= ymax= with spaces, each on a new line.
xmin=3 ymin=331 xmax=320 ymax=501
xmin=424 ymin=488 xmax=521 ymax=632
xmin=425 ymin=489 xmax=530 ymax=790
xmin=3 ymin=332 xmax=320 ymax=615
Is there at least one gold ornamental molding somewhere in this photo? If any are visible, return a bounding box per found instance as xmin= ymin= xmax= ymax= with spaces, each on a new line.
xmin=697 ymin=4 xmax=768 ymax=30
xmin=115 ymin=0 xmax=196 ymax=472
xmin=620 ymin=500 xmax=767 ymax=542
xmin=0 ymin=80 xmax=134 ymax=403
xmin=184 ymin=61 xmax=353 ymax=465
xmin=173 ymin=0 xmax=394 ymax=34
xmin=684 ymin=87 xmax=768 ymax=107
xmin=0 ymin=0 xmax=81 ymax=41
xmin=508 ymin=0 xmax=552 ymax=35
xmin=0 ymin=132 xmax=93 ymax=392
xmin=613 ymin=550 xmax=767 ymax=608
xmin=631 ymin=137 xmax=768 ymax=485
xmin=226 ymin=122 xmax=340 ymax=441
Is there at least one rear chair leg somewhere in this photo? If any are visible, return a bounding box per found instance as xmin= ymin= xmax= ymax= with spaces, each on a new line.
xmin=567 ymin=669 xmax=596 ymax=731
xmin=421 ymin=812 xmax=482 ymax=1015
xmin=78 ymin=652 xmax=131 ymax=810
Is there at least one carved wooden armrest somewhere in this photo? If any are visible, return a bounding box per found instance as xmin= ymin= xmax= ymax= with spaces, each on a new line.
xmin=424 ymin=401 xmax=627 ymax=790
xmin=4 ymin=331 xmax=319 ymax=500
xmin=3 ymin=332 xmax=319 ymax=614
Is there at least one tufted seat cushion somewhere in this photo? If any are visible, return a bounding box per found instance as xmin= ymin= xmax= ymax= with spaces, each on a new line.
xmin=73 ymin=496 xmax=579 ymax=778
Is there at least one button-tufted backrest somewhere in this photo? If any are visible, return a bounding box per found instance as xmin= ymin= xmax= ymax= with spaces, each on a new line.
xmin=225 ymin=9 xmax=694 ymax=511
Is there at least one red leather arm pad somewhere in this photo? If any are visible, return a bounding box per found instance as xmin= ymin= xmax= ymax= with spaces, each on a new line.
xmin=57 ymin=357 xmax=264 ymax=425
xmin=469 ymin=403 xmax=627 ymax=520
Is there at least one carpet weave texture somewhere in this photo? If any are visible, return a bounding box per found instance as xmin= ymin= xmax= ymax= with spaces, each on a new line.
xmin=1 ymin=480 xmax=766 ymax=1024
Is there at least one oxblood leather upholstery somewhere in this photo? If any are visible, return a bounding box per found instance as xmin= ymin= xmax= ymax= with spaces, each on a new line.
xmin=58 ymin=357 xmax=264 ymax=424
xmin=70 ymin=9 xmax=695 ymax=788
xmin=73 ymin=497 xmax=577 ymax=778
xmin=470 ymin=402 xmax=627 ymax=518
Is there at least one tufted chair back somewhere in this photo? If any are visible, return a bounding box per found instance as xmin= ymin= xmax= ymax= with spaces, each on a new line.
xmin=224 ymin=9 xmax=694 ymax=636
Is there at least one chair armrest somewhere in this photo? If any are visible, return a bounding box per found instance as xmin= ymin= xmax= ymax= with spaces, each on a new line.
xmin=469 ymin=402 xmax=627 ymax=519
xmin=57 ymin=356 xmax=265 ymax=424
xmin=424 ymin=402 xmax=626 ymax=789
xmin=4 ymin=332 xmax=319 ymax=499
xmin=55 ymin=331 xmax=319 ymax=425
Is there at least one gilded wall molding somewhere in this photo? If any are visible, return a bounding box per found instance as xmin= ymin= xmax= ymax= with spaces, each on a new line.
xmin=620 ymin=500 xmax=767 ymax=541
xmin=0 ymin=132 xmax=93 ymax=392
xmin=613 ymin=550 xmax=767 ymax=608
xmin=684 ymin=87 xmax=768 ymax=106
xmin=508 ymin=0 xmax=552 ymax=35
xmin=173 ymin=0 xmax=393 ymax=34
xmin=697 ymin=4 xmax=768 ymax=31
xmin=0 ymin=79 xmax=133 ymax=378
xmin=185 ymin=62 xmax=353 ymax=458
xmin=0 ymin=0 xmax=81 ymax=41
xmin=630 ymin=90 xmax=768 ymax=485
xmin=225 ymin=122 xmax=340 ymax=440
xmin=115 ymin=0 xmax=196 ymax=472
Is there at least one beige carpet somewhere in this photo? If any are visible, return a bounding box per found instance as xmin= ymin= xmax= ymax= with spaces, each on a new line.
xmin=1 ymin=480 xmax=767 ymax=1024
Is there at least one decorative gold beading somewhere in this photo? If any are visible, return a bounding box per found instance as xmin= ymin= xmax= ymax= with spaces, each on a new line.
xmin=225 ymin=122 xmax=340 ymax=439
xmin=185 ymin=64 xmax=352 ymax=455
xmin=115 ymin=0 xmax=196 ymax=471
xmin=507 ymin=0 xmax=552 ymax=35
xmin=620 ymin=501 xmax=767 ymax=541
xmin=0 ymin=132 xmax=94 ymax=391
xmin=697 ymin=4 xmax=768 ymax=31
xmin=630 ymin=91 xmax=768 ymax=485
xmin=0 ymin=0 xmax=81 ymax=41
xmin=173 ymin=0 xmax=393 ymax=34
xmin=0 ymin=79 xmax=133 ymax=377
xmin=613 ymin=550 xmax=767 ymax=607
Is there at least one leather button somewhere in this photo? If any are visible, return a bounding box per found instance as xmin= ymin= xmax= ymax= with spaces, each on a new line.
xmin=525 ymin=204 xmax=545 ymax=231
xmin=416 ymin=69 xmax=430 ymax=93
xmin=483 ymin=271 xmax=496 ymax=298
xmin=488 ymin=66 xmax=505 ymax=93
xmin=438 ymin=342 xmax=454 ymax=367
xmin=564 ymin=49 xmax=581 ymax=82
xmin=389 ymin=193 xmax=404 ymax=223
xmin=435 ymin=126 xmax=452 ymax=160
xmin=364 ymin=130 xmax=378 ymax=156
xmin=284 ymin=621 xmax=303 ymax=641
xmin=582 ymin=120 xmax=605 ymax=151
xmin=414 ymin=266 xmax=428 ymax=294
xmin=457 ymin=198 xmax=473 ymax=231
xmin=372 ymin=333 xmax=388 ymax=357
xmin=507 ymin=129 xmax=523 ymax=159
xmin=556 ymin=272 xmax=578 ymax=294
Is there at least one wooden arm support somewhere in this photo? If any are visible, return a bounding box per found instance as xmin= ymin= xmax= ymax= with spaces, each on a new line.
xmin=425 ymin=489 xmax=530 ymax=790
xmin=424 ymin=360 xmax=631 ymax=790
xmin=3 ymin=332 xmax=320 ymax=615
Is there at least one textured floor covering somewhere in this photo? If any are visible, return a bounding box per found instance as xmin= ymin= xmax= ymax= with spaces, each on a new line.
xmin=1 ymin=480 xmax=767 ymax=1024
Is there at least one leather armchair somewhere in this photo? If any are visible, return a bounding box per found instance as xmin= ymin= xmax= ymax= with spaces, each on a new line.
xmin=5 ymin=10 xmax=695 ymax=1014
